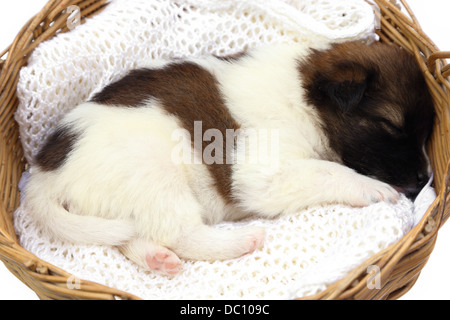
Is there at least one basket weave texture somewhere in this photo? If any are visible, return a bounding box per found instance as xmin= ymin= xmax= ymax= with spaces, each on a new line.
xmin=0 ymin=0 xmax=449 ymax=300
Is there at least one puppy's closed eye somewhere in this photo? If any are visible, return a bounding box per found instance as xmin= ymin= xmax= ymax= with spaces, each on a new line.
xmin=377 ymin=118 xmax=405 ymax=136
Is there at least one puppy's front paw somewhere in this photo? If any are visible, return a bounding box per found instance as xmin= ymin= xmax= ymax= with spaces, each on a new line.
xmin=347 ymin=175 xmax=400 ymax=207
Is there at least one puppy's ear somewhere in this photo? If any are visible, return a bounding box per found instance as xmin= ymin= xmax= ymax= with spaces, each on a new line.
xmin=319 ymin=61 xmax=371 ymax=113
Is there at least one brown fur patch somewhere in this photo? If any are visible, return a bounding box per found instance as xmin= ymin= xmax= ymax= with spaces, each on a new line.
xmin=35 ymin=125 xmax=79 ymax=171
xmin=299 ymin=41 xmax=408 ymax=126
xmin=91 ymin=62 xmax=240 ymax=202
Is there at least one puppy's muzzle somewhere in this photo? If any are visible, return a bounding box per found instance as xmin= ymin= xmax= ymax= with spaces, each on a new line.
xmin=395 ymin=170 xmax=430 ymax=201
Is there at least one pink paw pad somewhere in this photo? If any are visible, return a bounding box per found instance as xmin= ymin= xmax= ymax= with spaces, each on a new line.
xmin=146 ymin=249 xmax=182 ymax=275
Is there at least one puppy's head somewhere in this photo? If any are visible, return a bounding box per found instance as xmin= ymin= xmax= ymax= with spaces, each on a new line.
xmin=300 ymin=41 xmax=435 ymax=200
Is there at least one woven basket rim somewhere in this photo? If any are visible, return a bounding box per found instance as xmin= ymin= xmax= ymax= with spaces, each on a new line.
xmin=0 ymin=0 xmax=449 ymax=300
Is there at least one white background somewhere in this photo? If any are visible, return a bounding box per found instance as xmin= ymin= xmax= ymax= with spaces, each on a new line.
xmin=0 ymin=0 xmax=449 ymax=300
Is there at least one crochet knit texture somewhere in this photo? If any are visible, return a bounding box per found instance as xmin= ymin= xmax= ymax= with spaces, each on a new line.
xmin=13 ymin=0 xmax=436 ymax=299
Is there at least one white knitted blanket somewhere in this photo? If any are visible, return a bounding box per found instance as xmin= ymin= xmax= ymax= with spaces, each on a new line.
xmin=13 ymin=0 xmax=436 ymax=299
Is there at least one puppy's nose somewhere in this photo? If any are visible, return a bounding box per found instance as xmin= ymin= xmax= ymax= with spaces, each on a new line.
xmin=416 ymin=170 xmax=429 ymax=189
xmin=405 ymin=170 xmax=430 ymax=201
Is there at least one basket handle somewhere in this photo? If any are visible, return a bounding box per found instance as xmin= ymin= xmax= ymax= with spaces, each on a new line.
xmin=428 ymin=51 xmax=450 ymax=78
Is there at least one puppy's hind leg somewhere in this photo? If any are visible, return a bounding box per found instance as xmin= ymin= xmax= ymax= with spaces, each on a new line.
xmin=120 ymin=222 xmax=265 ymax=274
xmin=173 ymin=223 xmax=266 ymax=261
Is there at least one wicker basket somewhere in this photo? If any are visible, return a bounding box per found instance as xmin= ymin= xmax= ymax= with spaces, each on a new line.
xmin=0 ymin=0 xmax=449 ymax=300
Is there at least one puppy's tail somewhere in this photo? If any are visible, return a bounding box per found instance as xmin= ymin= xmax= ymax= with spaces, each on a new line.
xmin=22 ymin=173 xmax=135 ymax=246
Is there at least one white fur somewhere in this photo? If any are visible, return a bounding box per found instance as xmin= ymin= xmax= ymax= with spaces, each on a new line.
xmin=24 ymin=43 xmax=399 ymax=273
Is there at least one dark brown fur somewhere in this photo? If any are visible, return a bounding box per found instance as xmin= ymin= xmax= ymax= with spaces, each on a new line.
xmin=35 ymin=125 xmax=79 ymax=171
xmin=91 ymin=62 xmax=240 ymax=202
xmin=298 ymin=41 xmax=435 ymax=199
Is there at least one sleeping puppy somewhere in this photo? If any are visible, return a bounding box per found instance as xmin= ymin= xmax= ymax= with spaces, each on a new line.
xmin=23 ymin=41 xmax=435 ymax=275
